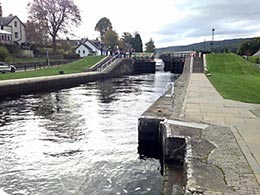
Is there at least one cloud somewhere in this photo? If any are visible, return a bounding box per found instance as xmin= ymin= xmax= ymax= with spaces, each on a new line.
xmin=156 ymin=0 xmax=260 ymax=46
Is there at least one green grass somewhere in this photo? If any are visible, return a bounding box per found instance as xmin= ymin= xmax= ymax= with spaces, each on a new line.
xmin=206 ymin=53 xmax=260 ymax=103
xmin=248 ymin=56 xmax=260 ymax=64
xmin=0 ymin=56 xmax=104 ymax=81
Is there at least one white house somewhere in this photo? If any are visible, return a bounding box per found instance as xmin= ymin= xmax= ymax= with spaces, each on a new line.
xmin=0 ymin=15 xmax=26 ymax=45
xmin=0 ymin=29 xmax=12 ymax=44
xmin=75 ymin=39 xmax=107 ymax=57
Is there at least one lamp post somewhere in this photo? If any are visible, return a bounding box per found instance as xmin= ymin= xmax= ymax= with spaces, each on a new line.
xmin=211 ymin=28 xmax=215 ymax=53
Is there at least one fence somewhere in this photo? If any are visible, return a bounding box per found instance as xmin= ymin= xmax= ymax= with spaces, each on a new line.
xmin=13 ymin=59 xmax=76 ymax=71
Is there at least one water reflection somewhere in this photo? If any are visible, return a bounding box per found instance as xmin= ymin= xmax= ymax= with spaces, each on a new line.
xmin=0 ymin=72 xmax=176 ymax=195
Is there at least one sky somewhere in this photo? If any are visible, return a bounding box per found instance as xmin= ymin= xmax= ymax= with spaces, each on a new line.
xmin=1 ymin=0 xmax=260 ymax=48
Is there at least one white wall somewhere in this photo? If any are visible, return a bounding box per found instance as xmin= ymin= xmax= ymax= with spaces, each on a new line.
xmin=75 ymin=44 xmax=91 ymax=58
xmin=8 ymin=17 xmax=26 ymax=44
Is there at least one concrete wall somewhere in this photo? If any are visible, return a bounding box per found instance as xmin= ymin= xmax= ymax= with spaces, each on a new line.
xmin=0 ymin=58 xmax=149 ymax=99
xmin=0 ymin=72 xmax=104 ymax=99
xmin=133 ymin=60 xmax=155 ymax=74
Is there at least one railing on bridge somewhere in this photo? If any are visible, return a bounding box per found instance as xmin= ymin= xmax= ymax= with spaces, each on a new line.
xmin=98 ymin=54 xmax=119 ymax=72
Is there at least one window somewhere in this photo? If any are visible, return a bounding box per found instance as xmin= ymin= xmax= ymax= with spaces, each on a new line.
xmin=15 ymin=32 xmax=18 ymax=39
xmin=14 ymin=21 xmax=17 ymax=27
xmin=1 ymin=26 xmax=3 ymax=30
xmin=83 ymin=50 xmax=85 ymax=54
xmin=78 ymin=50 xmax=80 ymax=54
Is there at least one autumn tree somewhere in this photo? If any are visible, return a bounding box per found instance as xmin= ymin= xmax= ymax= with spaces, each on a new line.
xmin=27 ymin=0 xmax=81 ymax=54
xmin=95 ymin=17 xmax=112 ymax=42
xmin=145 ymin=38 xmax=155 ymax=53
xmin=103 ymin=29 xmax=118 ymax=51
xmin=25 ymin=20 xmax=47 ymax=45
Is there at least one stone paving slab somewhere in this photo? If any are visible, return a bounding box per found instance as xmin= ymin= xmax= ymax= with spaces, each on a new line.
xmin=179 ymin=73 xmax=260 ymax=187
xmin=165 ymin=121 xmax=260 ymax=194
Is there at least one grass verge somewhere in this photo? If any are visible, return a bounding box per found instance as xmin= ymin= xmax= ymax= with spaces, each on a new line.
xmin=248 ymin=56 xmax=260 ymax=64
xmin=206 ymin=53 xmax=260 ymax=103
xmin=0 ymin=56 xmax=105 ymax=81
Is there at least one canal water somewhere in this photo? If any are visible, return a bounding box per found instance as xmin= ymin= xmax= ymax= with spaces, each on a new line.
xmin=0 ymin=72 xmax=176 ymax=195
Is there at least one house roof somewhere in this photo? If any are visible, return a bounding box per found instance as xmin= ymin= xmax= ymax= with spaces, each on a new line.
xmin=75 ymin=39 xmax=108 ymax=52
xmin=253 ymin=49 xmax=260 ymax=56
xmin=82 ymin=43 xmax=95 ymax=52
xmin=0 ymin=16 xmax=15 ymax=26
xmin=0 ymin=15 xmax=25 ymax=27
xmin=75 ymin=42 xmax=95 ymax=53
xmin=88 ymin=39 xmax=103 ymax=50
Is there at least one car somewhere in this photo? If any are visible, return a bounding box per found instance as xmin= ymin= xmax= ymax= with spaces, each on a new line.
xmin=0 ymin=62 xmax=16 ymax=73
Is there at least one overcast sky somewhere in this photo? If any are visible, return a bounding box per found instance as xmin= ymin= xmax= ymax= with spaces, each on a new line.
xmin=1 ymin=0 xmax=260 ymax=48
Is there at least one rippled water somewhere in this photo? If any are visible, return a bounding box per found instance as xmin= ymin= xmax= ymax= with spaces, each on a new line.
xmin=0 ymin=72 xmax=176 ymax=195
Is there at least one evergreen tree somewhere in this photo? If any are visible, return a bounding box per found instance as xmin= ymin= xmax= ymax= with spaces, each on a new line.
xmin=237 ymin=37 xmax=260 ymax=56
xmin=132 ymin=32 xmax=143 ymax=52
xmin=145 ymin=38 xmax=155 ymax=53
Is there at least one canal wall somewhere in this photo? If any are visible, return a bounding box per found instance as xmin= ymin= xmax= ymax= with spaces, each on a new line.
xmin=0 ymin=58 xmax=155 ymax=100
xmin=0 ymin=72 xmax=104 ymax=99
xmin=138 ymin=55 xmax=260 ymax=194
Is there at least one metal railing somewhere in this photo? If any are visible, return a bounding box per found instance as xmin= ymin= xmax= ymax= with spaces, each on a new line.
xmin=165 ymin=82 xmax=175 ymax=97
xmin=98 ymin=54 xmax=119 ymax=72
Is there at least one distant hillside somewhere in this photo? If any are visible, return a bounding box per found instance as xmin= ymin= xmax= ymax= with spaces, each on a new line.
xmin=156 ymin=38 xmax=254 ymax=54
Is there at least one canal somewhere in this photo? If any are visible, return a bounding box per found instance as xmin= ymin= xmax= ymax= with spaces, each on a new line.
xmin=0 ymin=72 xmax=176 ymax=195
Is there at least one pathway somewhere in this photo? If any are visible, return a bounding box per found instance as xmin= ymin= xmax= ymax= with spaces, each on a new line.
xmin=180 ymin=73 xmax=260 ymax=184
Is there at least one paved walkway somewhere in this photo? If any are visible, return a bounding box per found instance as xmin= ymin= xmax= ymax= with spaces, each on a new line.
xmin=180 ymin=73 xmax=260 ymax=184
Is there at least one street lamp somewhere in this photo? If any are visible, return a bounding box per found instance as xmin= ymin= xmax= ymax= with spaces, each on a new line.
xmin=211 ymin=28 xmax=215 ymax=52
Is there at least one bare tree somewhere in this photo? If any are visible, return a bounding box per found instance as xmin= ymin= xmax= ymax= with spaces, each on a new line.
xmin=25 ymin=20 xmax=47 ymax=45
xmin=28 ymin=0 xmax=81 ymax=54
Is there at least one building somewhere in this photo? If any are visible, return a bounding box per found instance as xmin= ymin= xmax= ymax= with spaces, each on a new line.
xmin=0 ymin=15 xmax=26 ymax=45
xmin=253 ymin=49 xmax=260 ymax=57
xmin=0 ymin=29 xmax=12 ymax=44
xmin=75 ymin=39 xmax=107 ymax=58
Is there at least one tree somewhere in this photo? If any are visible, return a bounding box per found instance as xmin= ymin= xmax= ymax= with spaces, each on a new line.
xmin=0 ymin=46 xmax=10 ymax=61
xmin=0 ymin=2 xmax=2 ymax=17
xmin=237 ymin=37 xmax=260 ymax=56
xmin=25 ymin=20 xmax=47 ymax=45
xmin=132 ymin=32 xmax=143 ymax=52
xmin=122 ymin=32 xmax=133 ymax=45
xmin=145 ymin=38 xmax=155 ymax=53
xmin=95 ymin=17 xmax=112 ymax=42
xmin=27 ymin=0 xmax=81 ymax=54
xmin=103 ymin=29 xmax=118 ymax=51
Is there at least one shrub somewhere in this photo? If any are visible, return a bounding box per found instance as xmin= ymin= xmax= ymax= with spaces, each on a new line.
xmin=5 ymin=44 xmax=20 ymax=55
xmin=64 ymin=53 xmax=80 ymax=59
xmin=0 ymin=46 xmax=10 ymax=61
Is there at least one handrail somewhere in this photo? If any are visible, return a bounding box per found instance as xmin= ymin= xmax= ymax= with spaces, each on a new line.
xmin=99 ymin=54 xmax=119 ymax=72
xmin=165 ymin=82 xmax=174 ymax=97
